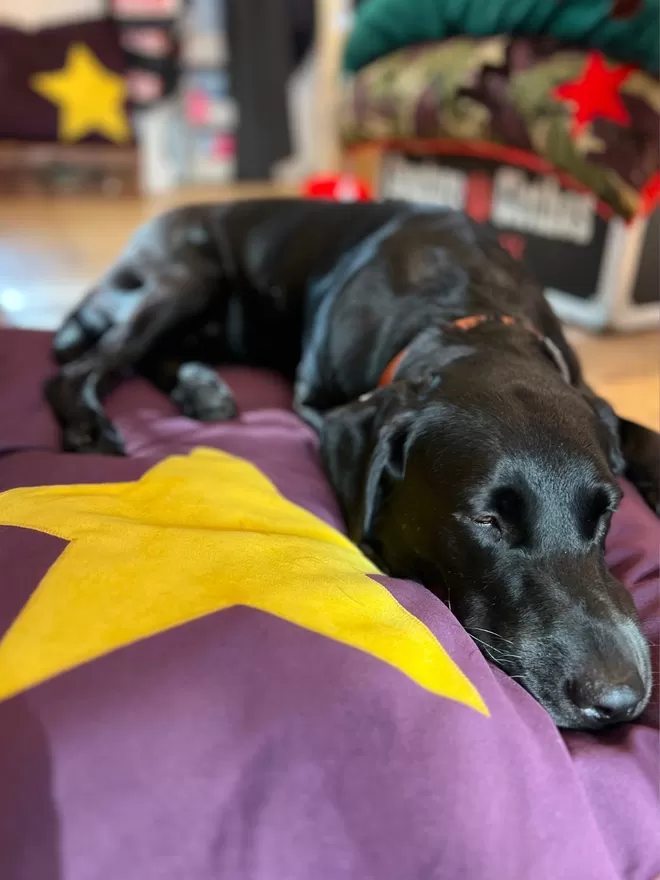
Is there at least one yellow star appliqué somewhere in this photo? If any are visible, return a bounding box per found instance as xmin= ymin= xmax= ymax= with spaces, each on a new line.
xmin=31 ymin=42 xmax=130 ymax=144
xmin=0 ymin=448 xmax=486 ymax=715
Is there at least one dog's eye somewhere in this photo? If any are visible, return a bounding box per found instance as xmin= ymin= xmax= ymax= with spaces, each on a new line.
xmin=472 ymin=514 xmax=501 ymax=531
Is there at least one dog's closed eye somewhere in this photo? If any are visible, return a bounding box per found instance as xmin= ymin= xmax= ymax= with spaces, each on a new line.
xmin=472 ymin=514 xmax=501 ymax=530
xmin=466 ymin=488 xmax=527 ymax=543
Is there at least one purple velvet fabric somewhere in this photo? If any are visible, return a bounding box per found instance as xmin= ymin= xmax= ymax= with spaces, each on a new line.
xmin=0 ymin=328 xmax=658 ymax=880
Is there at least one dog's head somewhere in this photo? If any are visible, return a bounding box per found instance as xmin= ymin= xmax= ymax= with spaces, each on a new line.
xmin=320 ymin=362 xmax=652 ymax=730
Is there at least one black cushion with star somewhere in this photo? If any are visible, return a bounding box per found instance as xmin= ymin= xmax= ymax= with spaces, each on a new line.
xmin=0 ymin=19 xmax=131 ymax=144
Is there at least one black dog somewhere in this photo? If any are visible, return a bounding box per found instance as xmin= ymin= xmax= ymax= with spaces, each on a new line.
xmin=46 ymin=199 xmax=658 ymax=730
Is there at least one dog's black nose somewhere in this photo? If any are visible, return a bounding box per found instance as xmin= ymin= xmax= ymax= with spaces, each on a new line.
xmin=586 ymin=683 xmax=643 ymax=724
xmin=568 ymin=673 xmax=646 ymax=727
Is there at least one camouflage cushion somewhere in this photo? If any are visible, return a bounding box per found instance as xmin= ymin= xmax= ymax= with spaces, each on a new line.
xmin=344 ymin=0 xmax=659 ymax=75
xmin=341 ymin=38 xmax=660 ymax=219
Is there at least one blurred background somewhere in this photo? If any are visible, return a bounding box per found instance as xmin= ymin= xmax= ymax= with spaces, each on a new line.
xmin=0 ymin=0 xmax=657 ymax=428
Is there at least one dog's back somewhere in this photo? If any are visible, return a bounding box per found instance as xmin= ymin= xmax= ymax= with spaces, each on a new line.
xmin=53 ymin=199 xmax=407 ymax=369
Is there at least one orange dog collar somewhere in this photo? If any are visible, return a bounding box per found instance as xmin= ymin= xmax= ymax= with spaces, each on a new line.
xmin=377 ymin=314 xmax=570 ymax=387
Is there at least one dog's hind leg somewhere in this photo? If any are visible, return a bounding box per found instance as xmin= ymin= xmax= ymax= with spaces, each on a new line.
xmin=46 ymin=265 xmax=217 ymax=455
xmin=52 ymin=263 xmax=150 ymax=365
xmin=52 ymin=284 xmax=108 ymax=365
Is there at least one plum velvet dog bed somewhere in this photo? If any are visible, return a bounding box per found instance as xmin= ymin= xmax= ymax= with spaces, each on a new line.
xmin=0 ymin=327 xmax=658 ymax=880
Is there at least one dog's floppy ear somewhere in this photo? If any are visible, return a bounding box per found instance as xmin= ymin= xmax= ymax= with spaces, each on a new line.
xmin=583 ymin=389 xmax=626 ymax=476
xmin=320 ymin=387 xmax=416 ymax=553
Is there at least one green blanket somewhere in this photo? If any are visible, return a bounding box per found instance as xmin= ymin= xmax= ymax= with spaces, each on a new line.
xmin=345 ymin=0 xmax=660 ymax=75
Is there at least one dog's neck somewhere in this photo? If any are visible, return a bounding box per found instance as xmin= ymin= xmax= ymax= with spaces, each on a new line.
xmin=378 ymin=316 xmax=572 ymax=388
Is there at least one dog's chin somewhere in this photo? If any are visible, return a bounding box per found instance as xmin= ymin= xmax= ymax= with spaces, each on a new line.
xmin=514 ymin=679 xmax=594 ymax=730
xmin=544 ymin=703 xmax=606 ymax=731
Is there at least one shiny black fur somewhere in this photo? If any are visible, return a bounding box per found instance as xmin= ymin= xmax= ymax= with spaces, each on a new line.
xmin=47 ymin=199 xmax=658 ymax=729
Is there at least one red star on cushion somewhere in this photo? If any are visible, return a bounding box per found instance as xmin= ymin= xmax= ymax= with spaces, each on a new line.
xmin=639 ymin=171 xmax=660 ymax=215
xmin=553 ymin=52 xmax=634 ymax=136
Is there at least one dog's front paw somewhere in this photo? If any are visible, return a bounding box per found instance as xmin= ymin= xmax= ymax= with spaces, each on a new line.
xmin=171 ymin=363 xmax=238 ymax=422
xmin=62 ymin=419 xmax=125 ymax=456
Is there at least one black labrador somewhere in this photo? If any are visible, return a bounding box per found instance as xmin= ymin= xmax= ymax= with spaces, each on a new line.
xmin=46 ymin=199 xmax=658 ymax=730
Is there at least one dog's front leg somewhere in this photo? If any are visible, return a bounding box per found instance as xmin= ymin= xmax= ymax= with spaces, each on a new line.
xmin=144 ymin=359 xmax=238 ymax=422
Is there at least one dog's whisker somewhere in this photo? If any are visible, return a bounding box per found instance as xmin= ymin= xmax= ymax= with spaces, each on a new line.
xmin=468 ymin=634 xmax=514 ymax=656
xmin=469 ymin=627 xmax=515 ymax=646
xmin=468 ymin=633 xmax=523 ymax=667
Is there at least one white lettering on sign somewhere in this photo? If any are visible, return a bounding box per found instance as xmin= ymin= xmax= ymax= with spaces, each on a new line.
xmin=492 ymin=169 xmax=595 ymax=245
xmin=381 ymin=155 xmax=467 ymax=210
xmin=380 ymin=155 xmax=596 ymax=246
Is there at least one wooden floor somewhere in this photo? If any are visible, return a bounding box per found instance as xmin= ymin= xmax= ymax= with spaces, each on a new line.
xmin=0 ymin=188 xmax=657 ymax=430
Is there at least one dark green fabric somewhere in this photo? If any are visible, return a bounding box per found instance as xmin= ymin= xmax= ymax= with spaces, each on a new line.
xmin=344 ymin=0 xmax=660 ymax=75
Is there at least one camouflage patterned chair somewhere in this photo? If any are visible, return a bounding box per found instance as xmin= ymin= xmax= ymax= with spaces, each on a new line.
xmin=341 ymin=38 xmax=660 ymax=331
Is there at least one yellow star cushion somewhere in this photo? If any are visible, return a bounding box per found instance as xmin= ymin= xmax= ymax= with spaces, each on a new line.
xmin=31 ymin=42 xmax=130 ymax=144
xmin=0 ymin=448 xmax=487 ymax=715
